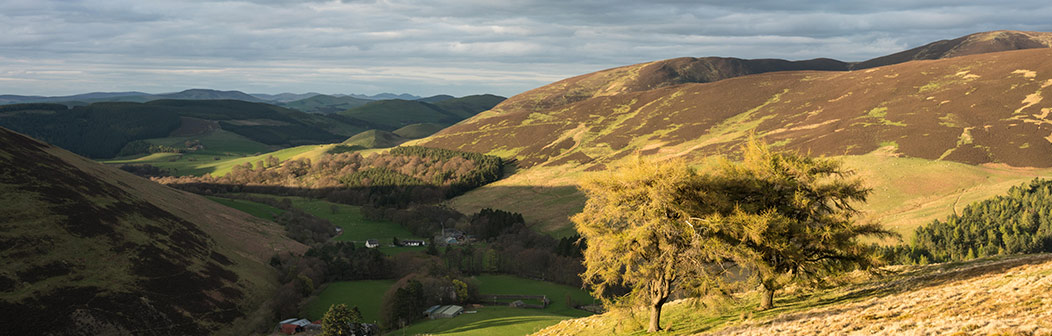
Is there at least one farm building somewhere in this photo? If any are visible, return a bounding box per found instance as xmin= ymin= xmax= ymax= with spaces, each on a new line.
xmin=277 ymin=318 xmax=318 ymax=335
xmin=424 ymin=305 xmax=464 ymax=319
xmin=401 ymin=239 xmax=425 ymax=247
xmin=365 ymin=239 xmax=379 ymax=248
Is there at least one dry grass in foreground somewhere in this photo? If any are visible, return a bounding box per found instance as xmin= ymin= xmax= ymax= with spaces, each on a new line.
xmin=534 ymin=254 xmax=1052 ymax=336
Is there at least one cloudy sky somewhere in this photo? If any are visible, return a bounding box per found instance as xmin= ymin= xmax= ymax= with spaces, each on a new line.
xmin=2 ymin=0 xmax=1050 ymax=97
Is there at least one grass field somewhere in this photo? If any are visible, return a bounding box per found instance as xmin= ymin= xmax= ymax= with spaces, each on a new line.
xmin=216 ymin=193 xmax=424 ymax=255
xmin=390 ymin=275 xmax=597 ymax=336
xmin=302 ymin=280 xmax=395 ymax=324
xmin=103 ymin=138 xmax=334 ymax=177
xmin=395 ymin=306 xmax=572 ymax=336
xmin=473 ymin=275 xmax=597 ymax=317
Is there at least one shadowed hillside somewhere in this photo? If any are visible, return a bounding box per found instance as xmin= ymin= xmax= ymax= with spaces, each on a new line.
xmin=338 ymin=94 xmax=505 ymax=130
xmin=0 ymin=127 xmax=305 ymax=335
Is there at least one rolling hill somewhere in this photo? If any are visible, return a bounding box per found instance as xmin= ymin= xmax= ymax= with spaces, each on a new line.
xmin=156 ymin=89 xmax=265 ymax=102
xmin=0 ymin=99 xmax=359 ymax=158
xmin=282 ymin=94 xmax=373 ymax=114
xmin=338 ymin=94 xmax=505 ymax=130
xmin=342 ymin=129 xmax=409 ymax=148
xmin=0 ymin=127 xmax=306 ymax=334
xmin=414 ymin=31 xmax=1052 ymax=237
xmin=393 ymin=123 xmax=447 ymax=139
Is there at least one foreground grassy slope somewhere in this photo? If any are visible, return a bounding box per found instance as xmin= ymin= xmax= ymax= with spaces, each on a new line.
xmin=0 ymin=127 xmax=305 ymax=335
xmin=534 ymin=254 xmax=1052 ymax=335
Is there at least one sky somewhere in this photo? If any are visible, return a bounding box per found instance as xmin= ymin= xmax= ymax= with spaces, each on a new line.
xmin=2 ymin=0 xmax=1051 ymax=98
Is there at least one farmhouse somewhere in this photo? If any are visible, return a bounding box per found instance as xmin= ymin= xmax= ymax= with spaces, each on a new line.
xmin=365 ymin=239 xmax=379 ymax=248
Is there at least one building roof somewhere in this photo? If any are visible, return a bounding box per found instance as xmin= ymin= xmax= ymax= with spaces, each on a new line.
xmin=424 ymin=305 xmax=441 ymax=315
xmin=437 ymin=305 xmax=463 ymax=316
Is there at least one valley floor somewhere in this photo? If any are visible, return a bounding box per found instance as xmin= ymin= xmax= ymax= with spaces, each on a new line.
xmin=534 ymin=254 xmax=1052 ymax=336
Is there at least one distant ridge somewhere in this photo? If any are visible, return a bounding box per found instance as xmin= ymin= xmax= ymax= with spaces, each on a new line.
xmin=347 ymin=92 xmax=422 ymax=100
xmin=852 ymin=30 xmax=1052 ymax=69
xmin=465 ymin=30 xmax=1052 ymax=116
xmin=157 ymin=88 xmax=265 ymax=102
xmin=250 ymin=92 xmax=323 ymax=102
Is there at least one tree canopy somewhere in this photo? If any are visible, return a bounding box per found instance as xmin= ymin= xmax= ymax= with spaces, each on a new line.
xmin=573 ymin=139 xmax=893 ymax=332
xmin=320 ymin=303 xmax=363 ymax=336
xmin=696 ymin=139 xmax=894 ymax=309
xmin=573 ymin=158 xmax=719 ymax=332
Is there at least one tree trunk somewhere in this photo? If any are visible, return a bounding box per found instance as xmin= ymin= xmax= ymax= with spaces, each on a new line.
xmin=648 ymin=296 xmax=666 ymax=333
xmin=758 ymin=283 xmax=775 ymax=310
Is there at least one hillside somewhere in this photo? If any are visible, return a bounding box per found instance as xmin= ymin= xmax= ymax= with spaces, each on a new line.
xmin=393 ymin=123 xmax=447 ymax=139
xmin=415 ymin=34 xmax=1052 ymax=237
xmin=0 ymin=127 xmax=306 ymax=334
xmin=0 ymin=99 xmax=357 ymax=158
xmin=342 ymin=129 xmax=408 ymax=148
xmin=533 ymin=253 xmax=1052 ymax=335
xmin=282 ymin=94 xmax=372 ymax=114
xmin=156 ymin=89 xmax=265 ymax=102
xmin=250 ymin=92 xmax=322 ymax=103
xmin=338 ymin=95 xmax=505 ymax=130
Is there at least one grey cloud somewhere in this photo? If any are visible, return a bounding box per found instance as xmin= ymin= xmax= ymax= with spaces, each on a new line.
xmin=1 ymin=0 xmax=1051 ymax=97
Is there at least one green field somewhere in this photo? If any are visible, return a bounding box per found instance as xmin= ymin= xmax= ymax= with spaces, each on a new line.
xmin=392 ymin=275 xmax=597 ymax=335
xmin=103 ymin=138 xmax=333 ymax=177
xmin=282 ymin=197 xmax=422 ymax=245
xmin=303 ymin=280 xmax=395 ymax=324
xmin=473 ymin=275 xmax=596 ymax=317
xmin=395 ymin=306 xmax=571 ymax=336
xmin=214 ymin=193 xmax=424 ymax=255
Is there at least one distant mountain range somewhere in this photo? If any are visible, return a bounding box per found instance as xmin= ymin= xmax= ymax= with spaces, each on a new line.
xmin=0 ymin=89 xmax=427 ymax=106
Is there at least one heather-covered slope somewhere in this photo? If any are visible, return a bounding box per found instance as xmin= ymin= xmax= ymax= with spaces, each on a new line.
xmin=0 ymin=127 xmax=306 ymax=335
xmin=422 ymin=48 xmax=1052 ymax=168
xmin=415 ymin=35 xmax=1052 ymax=237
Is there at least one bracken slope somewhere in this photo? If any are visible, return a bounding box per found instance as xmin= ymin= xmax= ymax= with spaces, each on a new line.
xmin=0 ymin=127 xmax=305 ymax=335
